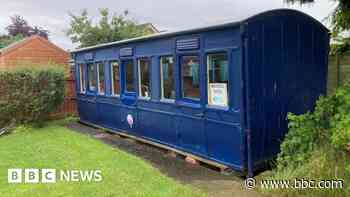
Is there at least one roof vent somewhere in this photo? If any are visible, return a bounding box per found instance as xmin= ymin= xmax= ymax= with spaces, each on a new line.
xmin=120 ymin=47 xmax=133 ymax=57
xmin=176 ymin=38 xmax=200 ymax=50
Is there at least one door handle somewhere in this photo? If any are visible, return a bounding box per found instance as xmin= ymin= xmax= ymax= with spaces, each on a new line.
xmin=194 ymin=113 xmax=204 ymax=117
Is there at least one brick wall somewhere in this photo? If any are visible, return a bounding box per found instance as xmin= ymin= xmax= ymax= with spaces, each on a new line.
xmin=0 ymin=36 xmax=69 ymax=69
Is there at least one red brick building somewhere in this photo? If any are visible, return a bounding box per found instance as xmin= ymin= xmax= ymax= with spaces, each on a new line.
xmin=0 ymin=35 xmax=69 ymax=69
xmin=0 ymin=35 xmax=76 ymax=116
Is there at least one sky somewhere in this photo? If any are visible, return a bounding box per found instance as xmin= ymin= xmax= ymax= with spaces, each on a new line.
xmin=0 ymin=0 xmax=338 ymax=51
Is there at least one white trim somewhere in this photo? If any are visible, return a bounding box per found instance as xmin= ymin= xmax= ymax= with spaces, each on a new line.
xmin=138 ymin=59 xmax=151 ymax=99
xmin=110 ymin=61 xmax=120 ymax=96
xmin=88 ymin=63 xmax=96 ymax=92
xmin=97 ymin=63 xmax=105 ymax=95
xmin=206 ymin=53 xmax=229 ymax=107
xmin=79 ymin=64 xmax=86 ymax=93
xmin=160 ymin=56 xmax=175 ymax=101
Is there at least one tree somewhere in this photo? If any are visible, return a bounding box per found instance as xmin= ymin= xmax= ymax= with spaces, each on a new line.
xmin=286 ymin=0 xmax=350 ymax=54
xmin=0 ymin=34 xmax=24 ymax=49
xmin=67 ymin=9 xmax=153 ymax=48
xmin=6 ymin=15 xmax=49 ymax=39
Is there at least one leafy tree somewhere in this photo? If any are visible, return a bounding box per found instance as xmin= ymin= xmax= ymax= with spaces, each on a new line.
xmin=0 ymin=34 xmax=24 ymax=49
xmin=286 ymin=0 xmax=350 ymax=54
xmin=6 ymin=15 xmax=31 ymax=37
xmin=67 ymin=9 xmax=153 ymax=48
xmin=6 ymin=15 xmax=49 ymax=39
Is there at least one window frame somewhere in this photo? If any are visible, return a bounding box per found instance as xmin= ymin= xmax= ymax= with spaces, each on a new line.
xmin=78 ymin=64 xmax=86 ymax=94
xmin=122 ymin=59 xmax=136 ymax=94
xmin=179 ymin=54 xmax=201 ymax=102
xmin=206 ymin=51 xmax=230 ymax=109
xmin=137 ymin=57 xmax=152 ymax=100
xmin=96 ymin=62 xmax=105 ymax=95
xmin=159 ymin=55 xmax=175 ymax=102
xmin=87 ymin=62 xmax=96 ymax=92
xmin=110 ymin=60 xmax=121 ymax=97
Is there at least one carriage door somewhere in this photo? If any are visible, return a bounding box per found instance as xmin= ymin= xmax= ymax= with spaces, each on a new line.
xmin=176 ymin=55 xmax=207 ymax=155
xmin=121 ymin=59 xmax=137 ymax=104
xmin=204 ymin=51 xmax=243 ymax=166
xmin=120 ymin=59 xmax=138 ymax=132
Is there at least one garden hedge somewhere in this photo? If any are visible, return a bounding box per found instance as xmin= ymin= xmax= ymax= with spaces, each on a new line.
xmin=0 ymin=66 xmax=65 ymax=127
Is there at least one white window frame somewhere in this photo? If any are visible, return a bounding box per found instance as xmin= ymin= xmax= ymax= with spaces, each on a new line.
xmin=206 ymin=52 xmax=229 ymax=108
xmin=110 ymin=61 xmax=120 ymax=96
xmin=160 ymin=56 xmax=175 ymax=102
xmin=79 ymin=64 xmax=86 ymax=93
xmin=87 ymin=63 xmax=96 ymax=92
xmin=138 ymin=58 xmax=151 ymax=99
xmin=96 ymin=62 xmax=105 ymax=95
xmin=181 ymin=55 xmax=200 ymax=101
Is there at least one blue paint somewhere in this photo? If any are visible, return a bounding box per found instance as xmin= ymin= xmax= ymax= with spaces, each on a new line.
xmin=72 ymin=9 xmax=329 ymax=175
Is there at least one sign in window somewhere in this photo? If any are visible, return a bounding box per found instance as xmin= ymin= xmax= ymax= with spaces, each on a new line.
xmin=181 ymin=55 xmax=200 ymax=100
xmin=207 ymin=53 xmax=229 ymax=107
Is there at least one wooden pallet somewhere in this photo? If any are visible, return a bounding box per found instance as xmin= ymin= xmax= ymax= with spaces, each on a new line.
xmin=79 ymin=120 xmax=233 ymax=173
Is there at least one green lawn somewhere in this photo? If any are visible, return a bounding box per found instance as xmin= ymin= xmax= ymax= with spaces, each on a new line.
xmin=0 ymin=122 xmax=206 ymax=197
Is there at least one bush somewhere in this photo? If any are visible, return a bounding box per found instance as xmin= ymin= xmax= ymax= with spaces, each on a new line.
xmin=0 ymin=65 xmax=65 ymax=127
xmin=263 ymin=81 xmax=350 ymax=197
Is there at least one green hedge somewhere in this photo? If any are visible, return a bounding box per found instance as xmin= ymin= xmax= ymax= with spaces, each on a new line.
xmin=0 ymin=66 xmax=65 ymax=127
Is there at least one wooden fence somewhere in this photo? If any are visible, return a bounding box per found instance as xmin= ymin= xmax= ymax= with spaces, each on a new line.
xmin=328 ymin=52 xmax=350 ymax=94
xmin=50 ymin=69 xmax=77 ymax=118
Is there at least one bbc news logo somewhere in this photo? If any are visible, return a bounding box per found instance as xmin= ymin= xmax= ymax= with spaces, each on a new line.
xmin=8 ymin=169 xmax=102 ymax=183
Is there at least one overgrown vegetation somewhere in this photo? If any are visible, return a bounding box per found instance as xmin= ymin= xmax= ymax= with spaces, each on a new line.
xmin=0 ymin=66 xmax=65 ymax=128
xmin=263 ymin=81 xmax=350 ymax=196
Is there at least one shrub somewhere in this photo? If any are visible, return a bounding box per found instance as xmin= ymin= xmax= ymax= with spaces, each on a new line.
xmin=263 ymin=81 xmax=350 ymax=197
xmin=278 ymin=81 xmax=350 ymax=169
xmin=0 ymin=65 xmax=65 ymax=127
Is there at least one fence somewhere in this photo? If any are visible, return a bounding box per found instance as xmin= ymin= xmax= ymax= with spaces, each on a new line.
xmin=50 ymin=69 xmax=77 ymax=118
xmin=328 ymin=52 xmax=350 ymax=94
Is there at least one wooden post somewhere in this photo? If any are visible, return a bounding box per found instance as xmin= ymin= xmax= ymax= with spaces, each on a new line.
xmin=336 ymin=54 xmax=341 ymax=88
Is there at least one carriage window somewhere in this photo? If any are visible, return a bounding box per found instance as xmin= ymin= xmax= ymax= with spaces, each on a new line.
xmin=111 ymin=61 xmax=120 ymax=96
xmin=207 ymin=53 xmax=229 ymax=107
xmin=88 ymin=63 xmax=96 ymax=91
xmin=125 ymin=60 xmax=135 ymax=92
xmin=160 ymin=56 xmax=175 ymax=100
xmin=97 ymin=63 xmax=105 ymax=95
xmin=181 ymin=55 xmax=200 ymax=100
xmin=138 ymin=58 xmax=151 ymax=98
xmin=79 ymin=64 xmax=86 ymax=93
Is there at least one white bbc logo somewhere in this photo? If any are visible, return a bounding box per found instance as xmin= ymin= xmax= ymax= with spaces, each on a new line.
xmin=8 ymin=169 xmax=56 ymax=183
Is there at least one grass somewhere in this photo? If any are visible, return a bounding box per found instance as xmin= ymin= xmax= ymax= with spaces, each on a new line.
xmin=0 ymin=122 xmax=206 ymax=197
xmin=258 ymin=146 xmax=350 ymax=197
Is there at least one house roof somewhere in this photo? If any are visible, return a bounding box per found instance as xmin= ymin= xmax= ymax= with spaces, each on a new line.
xmin=138 ymin=23 xmax=159 ymax=33
xmin=0 ymin=35 xmax=67 ymax=56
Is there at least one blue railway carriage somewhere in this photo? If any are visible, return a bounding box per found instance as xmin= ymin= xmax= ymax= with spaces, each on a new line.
xmin=71 ymin=9 xmax=329 ymax=176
